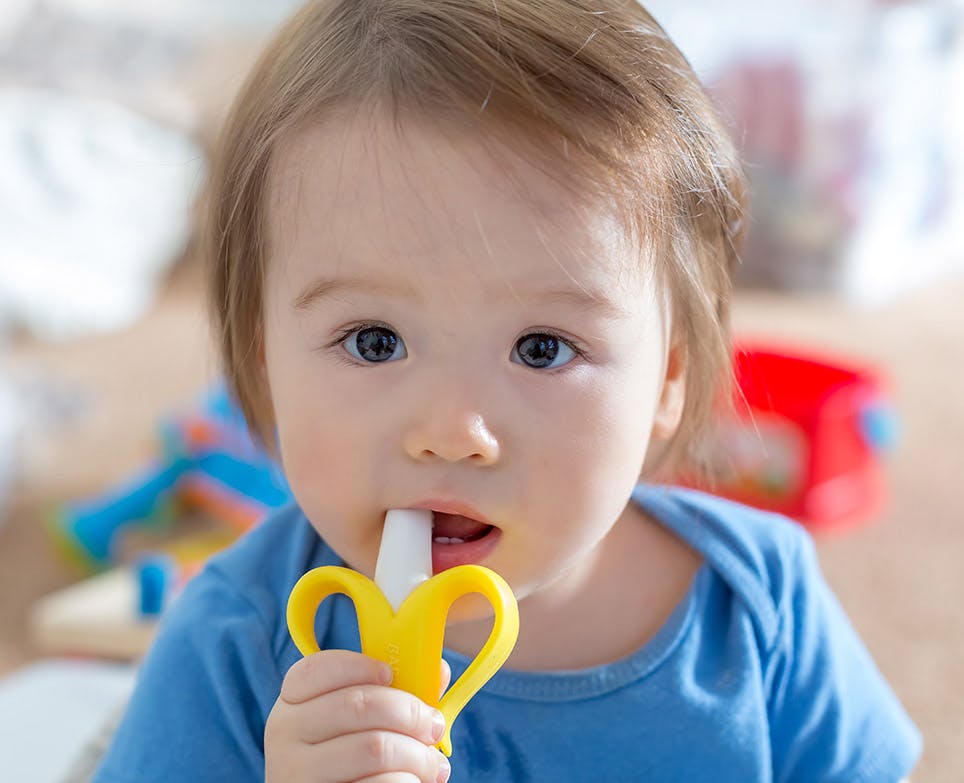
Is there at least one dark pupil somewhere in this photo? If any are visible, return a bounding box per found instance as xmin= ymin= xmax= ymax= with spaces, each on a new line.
xmin=517 ymin=334 xmax=558 ymax=368
xmin=356 ymin=327 xmax=398 ymax=362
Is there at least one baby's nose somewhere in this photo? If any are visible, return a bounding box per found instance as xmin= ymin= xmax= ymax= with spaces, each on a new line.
xmin=403 ymin=408 xmax=500 ymax=465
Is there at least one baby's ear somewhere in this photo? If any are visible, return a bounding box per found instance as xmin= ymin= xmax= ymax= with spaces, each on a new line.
xmin=651 ymin=342 xmax=686 ymax=442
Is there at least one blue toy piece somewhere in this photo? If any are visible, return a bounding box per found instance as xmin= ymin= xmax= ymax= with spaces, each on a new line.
xmin=859 ymin=401 xmax=900 ymax=454
xmin=48 ymin=383 xmax=292 ymax=572
xmin=137 ymin=553 xmax=176 ymax=617
xmin=52 ymin=461 xmax=187 ymax=569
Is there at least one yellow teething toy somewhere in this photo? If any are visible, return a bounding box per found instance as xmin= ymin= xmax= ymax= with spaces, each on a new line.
xmin=286 ymin=509 xmax=519 ymax=756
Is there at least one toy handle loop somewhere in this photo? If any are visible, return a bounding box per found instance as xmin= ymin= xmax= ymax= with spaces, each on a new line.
xmin=430 ymin=566 xmax=519 ymax=755
xmin=286 ymin=566 xmax=384 ymax=656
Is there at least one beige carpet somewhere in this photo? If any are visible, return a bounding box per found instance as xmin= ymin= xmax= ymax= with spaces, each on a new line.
xmin=1 ymin=259 xmax=961 ymax=781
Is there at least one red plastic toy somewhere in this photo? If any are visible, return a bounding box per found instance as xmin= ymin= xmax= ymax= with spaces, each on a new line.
xmin=692 ymin=343 xmax=898 ymax=531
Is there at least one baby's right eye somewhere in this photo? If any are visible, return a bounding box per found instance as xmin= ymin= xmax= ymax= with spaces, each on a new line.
xmin=342 ymin=324 xmax=408 ymax=363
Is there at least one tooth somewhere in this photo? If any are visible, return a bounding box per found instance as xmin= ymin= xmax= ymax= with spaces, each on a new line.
xmin=432 ymin=536 xmax=466 ymax=545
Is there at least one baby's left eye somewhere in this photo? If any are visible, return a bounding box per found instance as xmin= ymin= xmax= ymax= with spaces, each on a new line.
xmin=511 ymin=333 xmax=577 ymax=369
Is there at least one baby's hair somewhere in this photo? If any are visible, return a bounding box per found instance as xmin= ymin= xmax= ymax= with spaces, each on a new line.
xmin=206 ymin=0 xmax=747 ymax=474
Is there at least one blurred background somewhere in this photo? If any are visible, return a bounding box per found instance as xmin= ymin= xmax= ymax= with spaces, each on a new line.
xmin=0 ymin=0 xmax=961 ymax=780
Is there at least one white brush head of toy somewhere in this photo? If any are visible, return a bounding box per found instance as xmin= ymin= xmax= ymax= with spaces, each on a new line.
xmin=374 ymin=509 xmax=433 ymax=612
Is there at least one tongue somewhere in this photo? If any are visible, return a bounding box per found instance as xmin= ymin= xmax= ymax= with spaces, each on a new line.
xmin=432 ymin=512 xmax=491 ymax=541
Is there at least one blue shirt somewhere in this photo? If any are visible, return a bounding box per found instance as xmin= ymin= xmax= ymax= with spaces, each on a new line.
xmin=93 ymin=486 xmax=921 ymax=782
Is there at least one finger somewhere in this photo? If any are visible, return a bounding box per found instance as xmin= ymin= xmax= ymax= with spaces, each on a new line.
xmin=356 ymin=771 xmax=451 ymax=783
xmin=281 ymin=651 xmax=392 ymax=704
xmin=317 ymin=731 xmax=450 ymax=783
xmin=293 ymin=685 xmax=445 ymax=746
xmin=439 ymin=659 xmax=451 ymax=697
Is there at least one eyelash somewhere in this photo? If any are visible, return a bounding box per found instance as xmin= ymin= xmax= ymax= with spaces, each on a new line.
xmin=324 ymin=320 xmax=395 ymax=365
xmin=324 ymin=322 xmax=589 ymax=367
xmin=326 ymin=320 xmax=390 ymax=348
xmin=518 ymin=330 xmax=589 ymax=367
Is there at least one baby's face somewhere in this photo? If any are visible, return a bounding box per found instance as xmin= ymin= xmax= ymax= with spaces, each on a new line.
xmin=262 ymin=109 xmax=683 ymax=623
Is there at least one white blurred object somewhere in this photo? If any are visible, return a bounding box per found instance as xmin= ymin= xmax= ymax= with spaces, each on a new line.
xmin=0 ymin=0 xmax=32 ymax=39
xmin=0 ymin=0 xmax=301 ymax=39
xmin=49 ymin=0 xmax=304 ymax=33
xmin=0 ymin=364 xmax=17 ymax=527
xmin=0 ymin=658 xmax=136 ymax=783
xmin=647 ymin=0 xmax=964 ymax=305
xmin=0 ymin=88 xmax=205 ymax=340
xmin=0 ymin=0 xmax=305 ymax=129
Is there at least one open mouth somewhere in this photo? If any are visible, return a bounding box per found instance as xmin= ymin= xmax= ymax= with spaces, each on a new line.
xmin=429 ymin=511 xmax=500 ymax=571
xmin=431 ymin=511 xmax=495 ymax=544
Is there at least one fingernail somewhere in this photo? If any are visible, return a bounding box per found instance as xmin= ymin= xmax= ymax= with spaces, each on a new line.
xmin=379 ymin=664 xmax=394 ymax=685
xmin=431 ymin=710 xmax=446 ymax=742
xmin=436 ymin=754 xmax=451 ymax=783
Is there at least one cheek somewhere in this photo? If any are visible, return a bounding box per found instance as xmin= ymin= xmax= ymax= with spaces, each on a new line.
xmin=278 ymin=391 xmax=376 ymax=464
xmin=265 ymin=354 xmax=366 ymax=503
xmin=522 ymin=377 xmax=652 ymax=522
xmin=560 ymin=372 xmax=655 ymax=467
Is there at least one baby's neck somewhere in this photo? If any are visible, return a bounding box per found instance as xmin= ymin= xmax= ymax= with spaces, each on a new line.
xmin=445 ymin=502 xmax=702 ymax=672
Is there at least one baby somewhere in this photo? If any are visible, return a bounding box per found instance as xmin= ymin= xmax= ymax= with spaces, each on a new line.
xmin=93 ymin=1 xmax=920 ymax=781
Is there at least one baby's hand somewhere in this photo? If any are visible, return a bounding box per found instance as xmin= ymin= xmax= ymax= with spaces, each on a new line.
xmin=265 ymin=650 xmax=451 ymax=783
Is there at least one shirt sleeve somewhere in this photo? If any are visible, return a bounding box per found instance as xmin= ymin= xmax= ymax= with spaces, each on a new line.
xmin=91 ymin=566 xmax=285 ymax=782
xmin=765 ymin=532 xmax=922 ymax=783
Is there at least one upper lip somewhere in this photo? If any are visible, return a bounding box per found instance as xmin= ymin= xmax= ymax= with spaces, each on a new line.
xmin=405 ymin=499 xmax=495 ymax=527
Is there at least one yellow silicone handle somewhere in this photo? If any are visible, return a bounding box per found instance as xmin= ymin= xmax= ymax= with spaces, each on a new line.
xmin=286 ymin=564 xmax=519 ymax=756
xmin=424 ymin=565 xmax=519 ymax=754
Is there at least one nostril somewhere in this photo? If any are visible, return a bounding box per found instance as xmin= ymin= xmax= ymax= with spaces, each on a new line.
xmin=404 ymin=415 xmax=500 ymax=464
xmin=413 ymin=447 xmax=493 ymax=464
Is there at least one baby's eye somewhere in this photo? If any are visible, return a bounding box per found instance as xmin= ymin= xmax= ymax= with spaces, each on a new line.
xmin=512 ymin=333 xmax=577 ymax=369
xmin=342 ymin=325 xmax=408 ymax=363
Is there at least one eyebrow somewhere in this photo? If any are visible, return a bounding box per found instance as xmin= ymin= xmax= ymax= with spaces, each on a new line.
xmin=293 ymin=275 xmax=628 ymax=318
xmin=520 ymin=286 xmax=630 ymax=318
xmin=293 ymin=276 xmax=418 ymax=311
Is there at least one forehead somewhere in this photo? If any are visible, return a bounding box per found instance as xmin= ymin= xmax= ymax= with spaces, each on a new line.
xmin=265 ymin=107 xmax=650 ymax=299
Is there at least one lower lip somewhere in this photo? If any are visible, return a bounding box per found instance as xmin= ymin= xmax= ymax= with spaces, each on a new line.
xmin=431 ymin=526 xmax=502 ymax=573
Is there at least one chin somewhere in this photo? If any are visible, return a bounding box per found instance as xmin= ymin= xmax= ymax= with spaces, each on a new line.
xmin=443 ymin=592 xmax=500 ymax=627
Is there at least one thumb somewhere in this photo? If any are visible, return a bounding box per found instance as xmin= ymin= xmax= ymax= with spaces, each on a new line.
xmin=440 ymin=658 xmax=452 ymax=697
